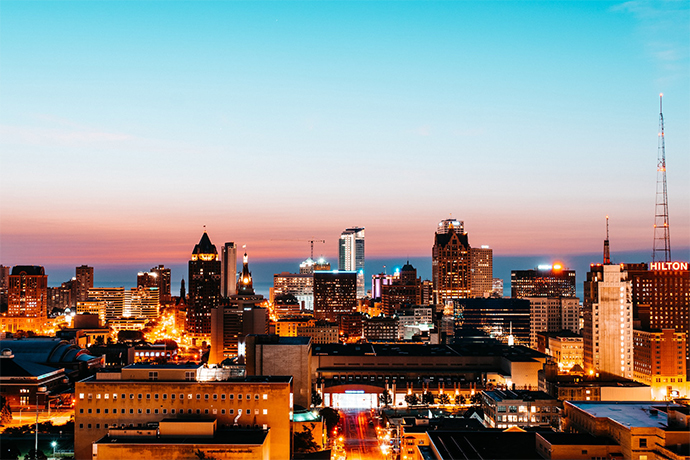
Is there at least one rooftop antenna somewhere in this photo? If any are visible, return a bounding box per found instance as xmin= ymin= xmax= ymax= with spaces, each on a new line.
xmin=603 ymin=216 xmax=611 ymax=265
xmin=653 ymin=93 xmax=671 ymax=262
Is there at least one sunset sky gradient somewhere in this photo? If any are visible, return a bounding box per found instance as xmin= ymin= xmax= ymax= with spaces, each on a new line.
xmin=1 ymin=1 xmax=688 ymax=274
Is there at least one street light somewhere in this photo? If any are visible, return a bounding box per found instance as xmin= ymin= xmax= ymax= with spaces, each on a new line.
xmin=52 ymin=441 xmax=57 ymax=458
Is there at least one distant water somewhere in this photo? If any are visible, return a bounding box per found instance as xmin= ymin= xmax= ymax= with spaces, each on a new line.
xmin=37 ymin=248 xmax=677 ymax=300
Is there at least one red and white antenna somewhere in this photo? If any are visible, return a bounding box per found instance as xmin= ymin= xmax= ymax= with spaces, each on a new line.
xmin=653 ymin=94 xmax=671 ymax=263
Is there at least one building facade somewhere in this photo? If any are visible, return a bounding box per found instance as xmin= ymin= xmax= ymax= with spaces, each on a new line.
xmin=74 ymin=364 xmax=292 ymax=460
xmin=511 ymin=265 xmax=576 ymax=299
xmin=470 ymin=246 xmax=493 ymax=298
xmin=75 ymin=265 xmax=94 ymax=304
xmin=8 ymin=265 xmax=48 ymax=318
xmin=313 ymin=271 xmax=357 ymax=323
xmin=633 ymin=328 xmax=687 ymax=400
xmin=221 ymin=242 xmax=237 ymax=298
xmin=339 ymin=227 xmax=365 ymax=298
xmin=526 ymin=297 xmax=581 ymax=349
xmin=432 ymin=220 xmax=471 ymax=304
xmin=583 ymin=264 xmax=633 ymax=379
xmin=188 ymin=232 xmax=221 ymax=337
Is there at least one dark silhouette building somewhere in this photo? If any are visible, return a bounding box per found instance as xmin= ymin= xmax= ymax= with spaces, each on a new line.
xmin=187 ymin=232 xmax=221 ymax=337
xmin=313 ymin=270 xmax=357 ymax=322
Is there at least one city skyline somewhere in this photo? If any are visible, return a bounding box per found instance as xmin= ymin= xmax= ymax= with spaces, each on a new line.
xmin=1 ymin=1 xmax=689 ymax=266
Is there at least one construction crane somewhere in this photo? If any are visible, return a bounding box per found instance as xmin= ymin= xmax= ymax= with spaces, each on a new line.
xmin=271 ymin=238 xmax=326 ymax=260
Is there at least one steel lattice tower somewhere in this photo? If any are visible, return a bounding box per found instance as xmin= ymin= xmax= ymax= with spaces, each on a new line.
xmin=653 ymin=94 xmax=671 ymax=262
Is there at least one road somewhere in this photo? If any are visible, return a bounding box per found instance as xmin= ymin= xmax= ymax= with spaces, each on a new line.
xmin=340 ymin=409 xmax=386 ymax=460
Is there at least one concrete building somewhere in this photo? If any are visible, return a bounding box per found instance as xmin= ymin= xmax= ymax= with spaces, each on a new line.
xmin=583 ymin=264 xmax=633 ymax=379
xmin=563 ymin=401 xmax=690 ymax=460
xmin=74 ymin=363 xmax=292 ymax=460
xmin=272 ymin=272 xmax=313 ymax=311
xmin=481 ymin=389 xmax=561 ymax=429
xmin=633 ymin=328 xmax=688 ymax=400
xmin=209 ymin=305 xmax=268 ymax=364
xmin=543 ymin=331 xmax=584 ymax=372
xmin=511 ymin=265 xmax=577 ymax=299
xmin=75 ymin=265 xmax=94 ymax=304
xmin=339 ymin=227 xmax=365 ymax=298
xmin=296 ymin=319 xmax=339 ymax=344
xmin=88 ymin=287 xmax=125 ymax=321
xmin=526 ymin=297 xmax=580 ymax=349
xmin=381 ymin=262 xmax=422 ymax=315
xmin=313 ymin=270 xmax=357 ymax=322
xmin=470 ymin=246 xmax=493 ymax=298
xmin=363 ymin=316 xmax=398 ymax=342
xmin=8 ymin=265 xmax=48 ymax=319
xmin=150 ymin=265 xmax=171 ymax=303
xmin=124 ymin=287 xmax=159 ymax=319
xmin=245 ymin=335 xmax=312 ymax=409
xmin=93 ymin=421 xmax=270 ymax=460
xmin=221 ymin=242 xmax=237 ymax=298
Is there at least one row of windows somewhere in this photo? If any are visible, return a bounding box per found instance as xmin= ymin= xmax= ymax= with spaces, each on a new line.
xmin=80 ymin=393 xmax=268 ymax=402
xmin=79 ymin=421 xmax=269 ymax=430
xmin=80 ymin=407 xmax=268 ymax=416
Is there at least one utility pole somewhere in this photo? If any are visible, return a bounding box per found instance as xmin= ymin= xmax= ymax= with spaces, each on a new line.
xmin=653 ymin=93 xmax=671 ymax=262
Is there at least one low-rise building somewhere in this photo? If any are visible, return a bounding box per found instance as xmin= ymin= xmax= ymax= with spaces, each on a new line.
xmin=481 ymin=389 xmax=561 ymax=429
xmin=633 ymin=328 xmax=688 ymax=400
xmin=563 ymin=401 xmax=690 ymax=460
xmin=74 ymin=363 xmax=292 ymax=460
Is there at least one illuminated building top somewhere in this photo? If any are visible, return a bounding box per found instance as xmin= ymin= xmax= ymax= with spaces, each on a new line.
xmin=190 ymin=231 xmax=219 ymax=261
xmin=649 ymin=261 xmax=688 ymax=272
xmin=237 ymin=253 xmax=255 ymax=295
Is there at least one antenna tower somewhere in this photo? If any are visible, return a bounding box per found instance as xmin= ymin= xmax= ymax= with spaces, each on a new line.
xmin=652 ymin=94 xmax=671 ymax=262
xmin=603 ymin=216 xmax=611 ymax=265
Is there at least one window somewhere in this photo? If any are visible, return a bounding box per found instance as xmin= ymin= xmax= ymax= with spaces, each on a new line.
xmin=130 ymin=409 xmax=134 ymax=414
xmin=263 ymin=409 xmax=268 ymax=415
xmin=138 ymin=409 xmax=142 ymax=414
xmin=196 ymin=394 xmax=201 ymax=400
xmin=255 ymin=394 xmax=259 ymax=400
xmin=204 ymin=409 xmax=209 ymax=414
xmin=80 ymin=424 xmax=83 ymax=429
xmin=221 ymin=394 xmax=226 ymax=400
xmin=155 ymin=394 xmax=159 ymax=399
xmin=188 ymin=394 xmax=192 ymax=400
xmin=639 ymin=438 xmax=647 ymax=448
xmin=149 ymin=371 xmax=158 ymax=381
xmin=213 ymin=394 xmax=217 ymax=400
xmin=138 ymin=394 xmax=142 ymax=399
xmin=221 ymin=409 xmax=226 ymax=415
xmin=163 ymin=394 xmax=167 ymax=400
xmin=96 ymin=424 xmax=100 ymax=429
xmin=229 ymin=409 xmax=234 ymax=414
xmin=96 ymin=409 xmax=100 ymax=414
xmin=180 ymin=394 xmax=184 ymax=400
xmin=104 ymin=394 xmax=109 ymax=400
xmin=263 ymin=394 xmax=268 ymax=400
xmin=154 ymin=409 xmax=159 ymax=414
xmin=229 ymin=394 xmax=234 ymax=400
xmin=246 ymin=394 xmax=250 ymax=400
xmin=88 ymin=409 xmax=92 ymax=414
xmin=246 ymin=409 xmax=251 ymax=415
xmin=238 ymin=394 xmax=242 ymax=400
xmin=171 ymin=394 xmax=175 ymax=400
xmin=171 ymin=409 xmax=175 ymax=414
xmin=196 ymin=409 xmax=200 ymax=414
xmin=80 ymin=409 xmax=84 ymax=414
xmin=185 ymin=371 xmax=195 ymax=381
xmin=88 ymin=424 xmax=91 ymax=429
xmin=146 ymin=394 xmax=151 ymax=400
xmin=146 ymin=409 xmax=151 ymax=414
xmin=97 ymin=394 xmax=101 ymax=399
xmin=205 ymin=394 xmax=209 ymax=400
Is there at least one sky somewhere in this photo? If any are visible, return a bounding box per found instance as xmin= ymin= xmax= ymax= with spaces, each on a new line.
xmin=1 ymin=1 xmax=689 ymax=276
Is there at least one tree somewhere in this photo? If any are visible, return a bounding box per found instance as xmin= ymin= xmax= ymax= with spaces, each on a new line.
xmin=470 ymin=393 xmax=482 ymax=405
xmin=311 ymin=390 xmax=322 ymax=407
xmin=437 ymin=393 xmax=450 ymax=405
xmin=421 ymin=392 xmax=435 ymax=405
xmin=293 ymin=423 xmax=320 ymax=453
xmin=404 ymin=393 xmax=419 ymax=406
xmin=24 ymin=449 xmax=47 ymax=460
xmin=319 ymin=407 xmax=340 ymax=433
xmin=378 ymin=390 xmax=392 ymax=408
xmin=455 ymin=394 xmax=466 ymax=405
xmin=1 ymin=441 xmax=21 ymax=460
xmin=0 ymin=395 xmax=12 ymax=425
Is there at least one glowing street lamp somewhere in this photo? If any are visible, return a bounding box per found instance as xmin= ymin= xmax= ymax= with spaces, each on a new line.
xmin=52 ymin=441 xmax=57 ymax=457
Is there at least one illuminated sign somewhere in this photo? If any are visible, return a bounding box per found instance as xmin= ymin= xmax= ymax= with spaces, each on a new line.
xmin=537 ymin=265 xmax=552 ymax=270
xmin=649 ymin=262 xmax=688 ymax=271
xmin=345 ymin=390 xmax=364 ymax=394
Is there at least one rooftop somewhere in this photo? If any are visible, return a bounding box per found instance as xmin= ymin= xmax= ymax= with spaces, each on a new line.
xmin=427 ymin=431 xmax=540 ymax=459
xmin=484 ymin=389 xmax=557 ymax=402
xmin=567 ymin=401 xmax=686 ymax=429
xmin=95 ymin=428 xmax=267 ymax=446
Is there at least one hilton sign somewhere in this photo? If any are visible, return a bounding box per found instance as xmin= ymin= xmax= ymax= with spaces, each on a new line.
xmin=649 ymin=261 xmax=688 ymax=271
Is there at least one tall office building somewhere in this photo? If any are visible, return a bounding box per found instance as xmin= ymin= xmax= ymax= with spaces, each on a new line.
xmin=272 ymin=272 xmax=313 ymax=311
xmin=137 ymin=271 xmax=158 ymax=289
xmin=583 ymin=264 xmax=633 ymax=379
xmin=221 ymin=242 xmax=237 ymax=297
xmin=8 ymin=266 xmax=48 ymax=318
xmin=470 ymin=246 xmax=493 ymax=298
xmin=75 ymin=265 xmax=94 ymax=303
xmin=511 ymin=265 xmax=576 ymax=298
xmin=187 ymin=232 xmax=221 ymax=337
xmin=381 ymin=262 xmax=422 ymax=315
xmin=339 ymin=227 xmax=365 ymax=298
xmin=124 ymin=287 xmax=160 ymax=319
xmin=313 ymin=270 xmax=357 ymax=322
xmin=432 ymin=219 xmax=471 ymax=304
xmin=452 ymin=298 xmax=531 ymax=346
xmin=88 ymin=287 xmax=125 ymax=321
xmin=151 ymin=265 xmax=171 ymax=302
xmin=525 ymin=297 xmax=581 ymax=349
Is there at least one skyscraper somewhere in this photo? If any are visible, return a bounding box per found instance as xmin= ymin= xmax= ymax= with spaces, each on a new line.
xmin=339 ymin=227 xmax=365 ymax=298
xmin=187 ymin=231 xmax=221 ymax=337
xmin=470 ymin=246 xmax=493 ymax=298
xmin=221 ymin=242 xmax=237 ymax=297
xmin=75 ymin=265 xmax=94 ymax=303
xmin=432 ymin=219 xmax=471 ymax=304
xmin=313 ymin=270 xmax=357 ymax=322
xmin=151 ymin=265 xmax=171 ymax=302
xmin=583 ymin=263 xmax=633 ymax=379
xmin=8 ymin=266 xmax=48 ymax=318
xmin=511 ymin=265 xmax=576 ymax=298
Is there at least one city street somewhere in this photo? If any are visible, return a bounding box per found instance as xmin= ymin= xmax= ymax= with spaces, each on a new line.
xmin=340 ymin=409 xmax=386 ymax=460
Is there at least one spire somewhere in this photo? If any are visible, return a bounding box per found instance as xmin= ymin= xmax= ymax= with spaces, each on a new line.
xmin=603 ymin=215 xmax=611 ymax=265
xmin=236 ymin=252 xmax=255 ymax=295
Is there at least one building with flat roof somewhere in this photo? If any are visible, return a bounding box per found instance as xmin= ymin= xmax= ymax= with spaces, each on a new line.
xmin=432 ymin=220 xmax=471 ymax=304
xmin=563 ymin=401 xmax=690 ymax=460
xmin=511 ymin=265 xmax=576 ymax=299
xmin=526 ymin=297 xmax=580 ymax=349
xmin=188 ymin=232 xmax=221 ymax=338
xmin=8 ymin=265 xmax=48 ymax=319
xmin=481 ymin=389 xmax=561 ymax=429
xmin=452 ymin=298 xmax=531 ymax=347
xmin=313 ymin=271 xmax=357 ymax=322
xmin=470 ymin=246 xmax=493 ymax=298
xmin=633 ymin=328 xmax=688 ymax=400
xmin=74 ymin=364 xmax=292 ymax=460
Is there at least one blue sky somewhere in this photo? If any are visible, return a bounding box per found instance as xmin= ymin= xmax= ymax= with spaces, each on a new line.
xmin=1 ymin=1 xmax=688 ymax=267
